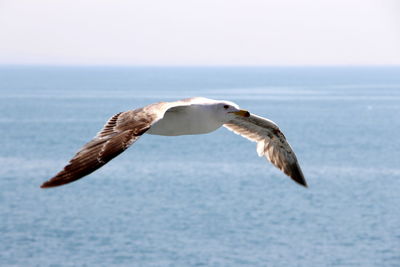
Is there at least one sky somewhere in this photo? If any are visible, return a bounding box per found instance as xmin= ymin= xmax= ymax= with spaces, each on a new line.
xmin=0 ymin=0 xmax=399 ymax=66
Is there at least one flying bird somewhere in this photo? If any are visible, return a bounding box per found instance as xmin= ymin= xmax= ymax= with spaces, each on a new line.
xmin=41 ymin=97 xmax=307 ymax=188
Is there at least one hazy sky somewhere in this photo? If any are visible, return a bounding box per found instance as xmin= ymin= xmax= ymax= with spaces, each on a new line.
xmin=0 ymin=0 xmax=399 ymax=65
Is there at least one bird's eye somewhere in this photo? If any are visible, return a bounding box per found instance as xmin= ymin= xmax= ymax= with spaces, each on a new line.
xmin=223 ymin=105 xmax=229 ymax=109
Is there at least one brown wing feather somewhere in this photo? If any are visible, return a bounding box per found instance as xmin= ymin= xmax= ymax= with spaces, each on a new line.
xmin=41 ymin=109 xmax=155 ymax=188
xmin=224 ymin=115 xmax=307 ymax=187
xmin=96 ymin=112 xmax=123 ymax=138
xmin=40 ymin=130 xmax=143 ymax=188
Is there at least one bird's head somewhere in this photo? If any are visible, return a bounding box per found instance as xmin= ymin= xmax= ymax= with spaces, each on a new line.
xmin=214 ymin=101 xmax=250 ymax=122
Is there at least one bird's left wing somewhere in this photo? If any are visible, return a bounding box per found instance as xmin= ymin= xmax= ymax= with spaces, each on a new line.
xmin=40 ymin=103 xmax=171 ymax=188
xmin=224 ymin=114 xmax=307 ymax=187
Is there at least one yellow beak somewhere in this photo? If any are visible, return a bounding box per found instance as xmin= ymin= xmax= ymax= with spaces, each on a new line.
xmin=231 ymin=110 xmax=250 ymax=117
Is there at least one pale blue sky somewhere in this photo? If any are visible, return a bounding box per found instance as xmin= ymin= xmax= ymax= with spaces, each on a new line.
xmin=0 ymin=0 xmax=399 ymax=65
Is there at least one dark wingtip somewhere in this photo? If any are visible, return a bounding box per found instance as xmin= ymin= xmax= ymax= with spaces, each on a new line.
xmin=294 ymin=177 xmax=308 ymax=188
xmin=40 ymin=180 xmax=58 ymax=189
xmin=40 ymin=174 xmax=72 ymax=189
xmin=289 ymin=163 xmax=308 ymax=188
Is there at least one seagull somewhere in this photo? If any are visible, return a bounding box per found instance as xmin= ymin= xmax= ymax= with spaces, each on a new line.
xmin=40 ymin=97 xmax=307 ymax=188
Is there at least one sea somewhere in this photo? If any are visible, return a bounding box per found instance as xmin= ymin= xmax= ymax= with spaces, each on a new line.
xmin=0 ymin=66 xmax=399 ymax=266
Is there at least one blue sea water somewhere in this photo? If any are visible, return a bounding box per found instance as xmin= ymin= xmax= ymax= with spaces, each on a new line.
xmin=0 ymin=66 xmax=399 ymax=266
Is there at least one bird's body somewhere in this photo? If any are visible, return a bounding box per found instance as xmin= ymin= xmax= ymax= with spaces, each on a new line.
xmin=148 ymin=104 xmax=225 ymax=136
xmin=41 ymin=97 xmax=307 ymax=188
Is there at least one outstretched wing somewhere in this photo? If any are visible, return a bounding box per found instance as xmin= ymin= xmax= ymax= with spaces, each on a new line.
xmin=40 ymin=106 xmax=163 ymax=188
xmin=224 ymin=114 xmax=307 ymax=187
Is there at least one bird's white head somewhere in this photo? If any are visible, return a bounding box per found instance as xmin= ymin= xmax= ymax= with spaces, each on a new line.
xmin=213 ymin=101 xmax=250 ymax=123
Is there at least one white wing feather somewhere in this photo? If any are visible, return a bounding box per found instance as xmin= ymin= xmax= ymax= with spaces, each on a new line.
xmin=224 ymin=114 xmax=307 ymax=187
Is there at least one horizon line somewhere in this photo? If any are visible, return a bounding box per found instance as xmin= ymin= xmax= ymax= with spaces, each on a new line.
xmin=1 ymin=63 xmax=400 ymax=68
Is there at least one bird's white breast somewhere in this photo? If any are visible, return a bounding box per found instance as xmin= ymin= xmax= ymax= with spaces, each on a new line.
xmin=146 ymin=105 xmax=223 ymax=136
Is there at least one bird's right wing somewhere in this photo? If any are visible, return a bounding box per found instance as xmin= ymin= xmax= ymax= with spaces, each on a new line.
xmin=224 ymin=114 xmax=307 ymax=187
